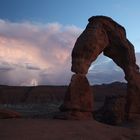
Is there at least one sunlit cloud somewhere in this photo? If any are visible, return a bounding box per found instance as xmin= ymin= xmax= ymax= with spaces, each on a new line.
xmin=0 ymin=19 xmax=82 ymax=85
xmin=0 ymin=19 xmax=140 ymax=86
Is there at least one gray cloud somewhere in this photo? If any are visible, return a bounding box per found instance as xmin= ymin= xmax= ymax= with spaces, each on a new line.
xmin=87 ymin=53 xmax=140 ymax=85
xmin=0 ymin=60 xmax=14 ymax=71
xmin=87 ymin=54 xmax=125 ymax=85
xmin=0 ymin=20 xmax=82 ymax=86
xmin=25 ymin=63 xmax=41 ymax=70
xmin=136 ymin=53 xmax=140 ymax=66
xmin=0 ymin=19 xmax=139 ymax=86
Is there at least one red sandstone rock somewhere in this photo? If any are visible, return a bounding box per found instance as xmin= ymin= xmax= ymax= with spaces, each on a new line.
xmin=71 ymin=16 xmax=138 ymax=75
xmin=71 ymin=16 xmax=140 ymax=120
xmin=0 ymin=109 xmax=21 ymax=119
xmin=94 ymin=96 xmax=126 ymax=125
xmin=60 ymin=74 xmax=93 ymax=120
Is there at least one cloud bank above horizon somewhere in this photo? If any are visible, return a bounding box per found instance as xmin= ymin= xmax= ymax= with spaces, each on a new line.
xmin=0 ymin=19 xmax=139 ymax=86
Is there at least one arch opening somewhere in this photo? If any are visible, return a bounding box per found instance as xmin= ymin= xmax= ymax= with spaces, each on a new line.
xmin=87 ymin=53 xmax=125 ymax=85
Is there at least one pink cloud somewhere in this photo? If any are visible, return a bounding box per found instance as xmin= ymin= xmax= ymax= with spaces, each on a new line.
xmin=0 ymin=19 xmax=82 ymax=86
xmin=0 ymin=19 xmax=139 ymax=86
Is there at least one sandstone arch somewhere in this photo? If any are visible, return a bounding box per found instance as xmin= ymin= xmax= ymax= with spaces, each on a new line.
xmin=60 ymin=16 xmax=140 ymax=120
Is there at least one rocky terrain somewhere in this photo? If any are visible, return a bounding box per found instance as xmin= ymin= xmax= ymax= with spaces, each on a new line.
xmin=0 ymin=82 xmax=126 ymax=104
xmin=0 ymin=82 xmax=140 ymax=140
xmin=0 ymin=82 xmax=126 ymax=119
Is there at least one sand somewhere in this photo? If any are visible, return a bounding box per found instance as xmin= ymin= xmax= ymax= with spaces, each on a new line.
xmin=0 ymin=118 xmax=140 ymax=140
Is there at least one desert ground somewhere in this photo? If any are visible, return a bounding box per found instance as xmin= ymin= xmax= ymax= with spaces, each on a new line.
xmin=0 ymin=118 xmax=140 ymax=140
xmin=0 ymin=82 xmax=140 ymax=140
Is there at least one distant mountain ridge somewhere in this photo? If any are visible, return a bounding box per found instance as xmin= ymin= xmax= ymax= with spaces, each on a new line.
xmin=0 ymin=82 xmax=127 ymax=104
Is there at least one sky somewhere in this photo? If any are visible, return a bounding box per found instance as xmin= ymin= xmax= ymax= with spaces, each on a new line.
xmin=0 ymin=0 xmax=140 ymax=86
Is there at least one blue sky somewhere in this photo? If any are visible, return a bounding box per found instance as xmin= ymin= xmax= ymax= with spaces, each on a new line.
xmin=0 ymin=0 xmax=140 ymax=51
xmin=0 ymin=0 xmax=140 ymax=85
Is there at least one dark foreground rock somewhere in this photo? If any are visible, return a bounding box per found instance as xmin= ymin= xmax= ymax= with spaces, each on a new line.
xmin=0 ymin=109 xmax=21 ymax=119
xmin=94 ymin=95 xmax=126 ymax=125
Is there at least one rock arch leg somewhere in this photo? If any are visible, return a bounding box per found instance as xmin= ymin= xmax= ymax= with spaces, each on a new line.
xmin=125 ymin=68 xmax=140 ymax=119
xmin=103 ymin=39 xmax=140 ymax=120
xmin=59 ymin=74 xmax=94 ymax=120
xmin=58 ymin=20 xmax=109 ymax=120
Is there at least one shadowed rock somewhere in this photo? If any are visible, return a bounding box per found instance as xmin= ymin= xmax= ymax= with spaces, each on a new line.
xmin=0 ymin=109 xmax=21 ymax=119
xmin=94 ymin=95 xmax=126 ymax=125
xmin=59 ymin=74 xmax=93 ymax=120
xmin=71 ymin=16 xmax=140 ymax=120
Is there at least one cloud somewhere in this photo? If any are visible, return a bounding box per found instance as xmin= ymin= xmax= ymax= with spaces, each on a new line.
xmin=0 ymin=19 xmax=82 ymax=86
xmin=25 ymin=63 xmax=41 ymax=70
xmin=87 ymin=53 xmax=140 ymax=85
xmin=136 ymin=53 xmax=140 ymax=66
xmin=0 ymin=19 xmax=140 ymax=86
xmin=87 ymin=54 xmax=125 ymax=84
xmin=0 ymin=61 xmax=14 ymax=71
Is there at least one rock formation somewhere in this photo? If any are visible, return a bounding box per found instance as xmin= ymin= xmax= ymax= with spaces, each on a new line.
xmin=60 ymin=15 xmax=140 ymax=120
xmin=94 ymin=95 xmax=126 ymax=125
xmin=59 ymin=74 xmax=93 ymax=120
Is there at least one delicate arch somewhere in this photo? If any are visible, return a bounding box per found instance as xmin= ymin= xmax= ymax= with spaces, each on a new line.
xmin=71 ymin=16 xmax=140 ymax=119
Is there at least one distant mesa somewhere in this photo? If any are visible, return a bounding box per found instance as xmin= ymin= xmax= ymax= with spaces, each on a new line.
xmin=60 ymin=15 xmax=140 ymax=121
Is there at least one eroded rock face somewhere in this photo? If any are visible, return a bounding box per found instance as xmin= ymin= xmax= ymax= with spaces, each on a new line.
xmin=71 ymin=16 xmax=140 ymax=120
xmin=60 ymin=15 xmax=140 ymax=121
xmin=71 ymin=18 xmax=109 ymax=74
xmin=60 ymin=74 xmax=93 ymax=120
xmin=126 ymin=76 xmax=140 ymax=119
xmin=72 ymin=16 xmax=138 ymax=75
xmin=94 ymin=95 xmax=126 ymax=125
